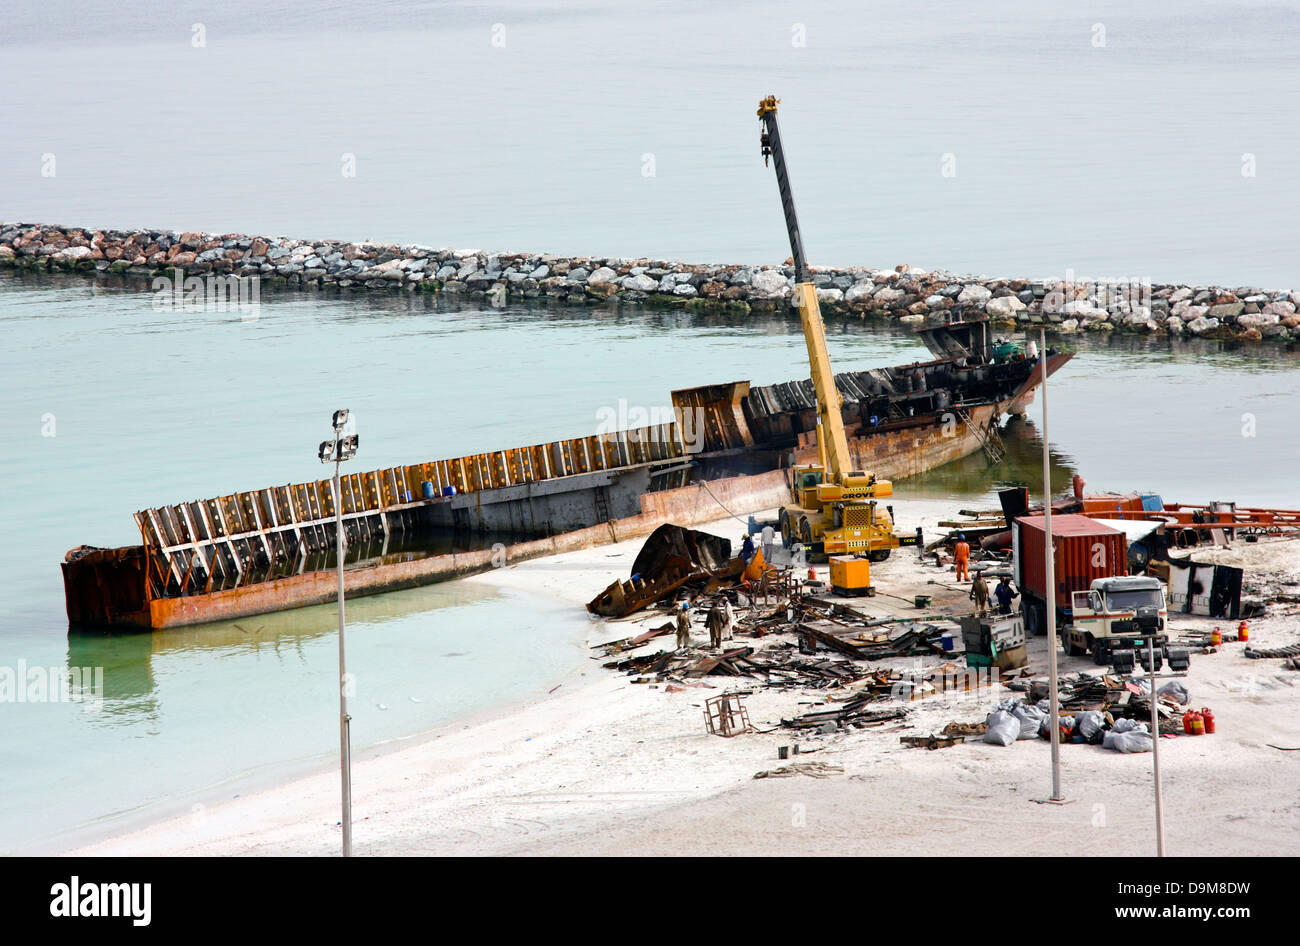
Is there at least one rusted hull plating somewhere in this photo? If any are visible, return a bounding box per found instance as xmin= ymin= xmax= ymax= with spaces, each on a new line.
xmin=64 ymin=342 xmax=1064 ymax=630
xmin=71 ymin=470 xmax=793 ymax=630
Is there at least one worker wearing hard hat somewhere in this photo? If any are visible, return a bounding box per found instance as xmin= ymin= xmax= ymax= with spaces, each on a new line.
xmin=954 ymin=533 xmax=971 ymax=582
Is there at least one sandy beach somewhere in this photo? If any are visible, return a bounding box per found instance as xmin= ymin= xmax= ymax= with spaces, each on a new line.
xmin=70 ymin=497 xmax=1300 ymax=857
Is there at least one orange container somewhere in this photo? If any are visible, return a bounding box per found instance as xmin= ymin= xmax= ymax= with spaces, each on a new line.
xmin=1183 ymin=709 xmax=1197 ymax=734
xmin=1201 ymin=707 xmax=1215 ymax=734
xmin=1211 ymin=627 xmax=1222 ymax=646
xmin=1014 ymin=515 xmax=1128 ymax=611
xmin=1238 ymin=621 xmax=1250 ymax=641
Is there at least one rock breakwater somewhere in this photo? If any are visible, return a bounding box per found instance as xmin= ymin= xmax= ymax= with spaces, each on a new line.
xmin=3 ymin=222 xmax=1297 ymax=342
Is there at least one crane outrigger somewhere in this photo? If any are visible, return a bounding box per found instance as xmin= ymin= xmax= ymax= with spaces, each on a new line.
xmin=758 ymin=95 xmax=920 ymax=562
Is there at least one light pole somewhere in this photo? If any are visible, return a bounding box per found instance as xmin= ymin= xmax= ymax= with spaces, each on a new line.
xmin=1148 ymin=633 xmax=1165 ymax=855
xmin=1040 ymin=329 xmax=1065 ymax=803
xmin=319 ymin=409 xmax=359 ymax=857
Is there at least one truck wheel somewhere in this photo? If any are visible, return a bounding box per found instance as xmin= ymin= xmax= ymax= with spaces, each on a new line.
xmin=1059 ymin=627 xmax=1085 ymax=657
xmin=779 ymin=508 xmax=792 ymax=545
xmin=1027 ymin=600 xmax=1047 ymax=636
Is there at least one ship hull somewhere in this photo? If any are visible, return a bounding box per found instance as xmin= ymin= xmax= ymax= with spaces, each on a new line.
xmin=81 ymin=470 xmax=791 ymax=630
xmin=62 ymin=337 xmax=1071 ymax=630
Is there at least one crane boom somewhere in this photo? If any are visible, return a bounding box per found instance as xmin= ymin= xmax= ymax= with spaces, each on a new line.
xmin=757 ymin=96 xmax=853 ymax=481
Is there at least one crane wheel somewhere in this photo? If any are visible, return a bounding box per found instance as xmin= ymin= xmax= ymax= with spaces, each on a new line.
xmin=867 ymin=550 xmax=891 ymax=563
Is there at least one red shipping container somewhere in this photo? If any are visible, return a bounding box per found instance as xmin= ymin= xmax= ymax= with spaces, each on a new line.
xmin=1014 ymin=514 xmax=1127 ymax=612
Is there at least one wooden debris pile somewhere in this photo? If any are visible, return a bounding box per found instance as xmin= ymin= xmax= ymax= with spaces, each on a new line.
xmin=781 ymin=696 xmax=908 ymax=731
xmin=901 ymin=734 xmax=965 ymax=750
xmin=604 ymin=643 xmax=875 ymax=690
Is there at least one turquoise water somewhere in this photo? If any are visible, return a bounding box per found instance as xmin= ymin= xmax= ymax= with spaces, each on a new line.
xmin=3 ymin=272 xmax=1299 ymax=852
xmin=0 ymin=273 xmax=937 ymax=852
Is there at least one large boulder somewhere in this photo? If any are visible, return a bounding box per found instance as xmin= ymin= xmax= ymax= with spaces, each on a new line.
xmin=751 ymin=269 xmax=790 ymax=297
xmin=587 ymin=266 xmax=618 ymax=285
xmin=845 ymin=280 xmax=876 ymax=303
xmin=1062 ymin=299 xmax=1108 ymax=320
xmin=957 ymin=284 xmax=992 ymax=306
xmin=1237 ymin=312 xmax=1280 ymax=330
xmin=1207 ymin=301 xmax=1244 ymax=321
xmin=622 ymin=273 xmax=657 ymax=292
xmin=986 ymin=296 xmax=1026 ymax=318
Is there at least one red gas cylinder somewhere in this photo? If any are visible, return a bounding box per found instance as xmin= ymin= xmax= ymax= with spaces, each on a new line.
xmin=1183 ymin=709 xmax=1197 ymax=734
xmin=1201 ymin=707 xmax=1216 ymax=734
xmin=1210 ymin=626 xmax=1222 ymax=646
xmin=807 ymin=566 xmax=817 ymax=581
xmin=1189 ymin=712 xmax=1206 ymax=736
xmin=1238 ymin=621 xmax=1250 ymax=641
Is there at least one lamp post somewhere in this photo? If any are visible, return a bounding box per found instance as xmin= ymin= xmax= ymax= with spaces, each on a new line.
xmin=1148 ymin=633 xmax=1166 ymax=856
xmin=1040 ymin=329 xmax=1065 ymax=803
xmin=319 ymin=409 xmax=359 ymax=857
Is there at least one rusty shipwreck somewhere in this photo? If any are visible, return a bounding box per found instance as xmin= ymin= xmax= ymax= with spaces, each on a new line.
xmin=62 ymin=317 xmax=1070 ymax=630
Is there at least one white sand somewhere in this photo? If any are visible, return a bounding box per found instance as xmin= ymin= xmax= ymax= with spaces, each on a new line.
xmin=70 ymin=499 xmax=1300 ymax=856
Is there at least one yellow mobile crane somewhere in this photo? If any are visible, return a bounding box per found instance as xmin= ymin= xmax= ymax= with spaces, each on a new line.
xmin=758 ymin=95 xmax=920 ymax=565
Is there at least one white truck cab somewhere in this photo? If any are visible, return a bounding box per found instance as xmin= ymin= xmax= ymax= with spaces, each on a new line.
xmin=1063 ymin=575 xmax=1170 ymax=666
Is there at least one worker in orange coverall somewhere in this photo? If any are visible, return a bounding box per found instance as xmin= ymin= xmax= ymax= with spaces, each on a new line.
xmin=953 ymin=533 xmax=971 ymax=582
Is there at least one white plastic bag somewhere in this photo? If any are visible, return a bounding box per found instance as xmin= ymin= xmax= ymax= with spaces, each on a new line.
xmin=1076 ymin=710 xmax=1107 ymax=743
xmin=1103 ymin=729 xmax=1154 ymax=753
xmin=1012 ymin=703 xmax=1046 ymax=740
xmin=984 ymin=710 xmax=1020 ymax=746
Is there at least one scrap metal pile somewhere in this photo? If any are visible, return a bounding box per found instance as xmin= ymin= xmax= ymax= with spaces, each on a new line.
xmin=587 ymin=524 xmax=744 ymax=618
xmin=589 ymin=525 xmax=1008 ymax=731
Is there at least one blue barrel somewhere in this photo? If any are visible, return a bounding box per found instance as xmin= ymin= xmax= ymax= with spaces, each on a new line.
xmin=442 ymin=485 xmax=457 ymax=497
xmin=421 ymin=481 xmax=435 ymax=500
